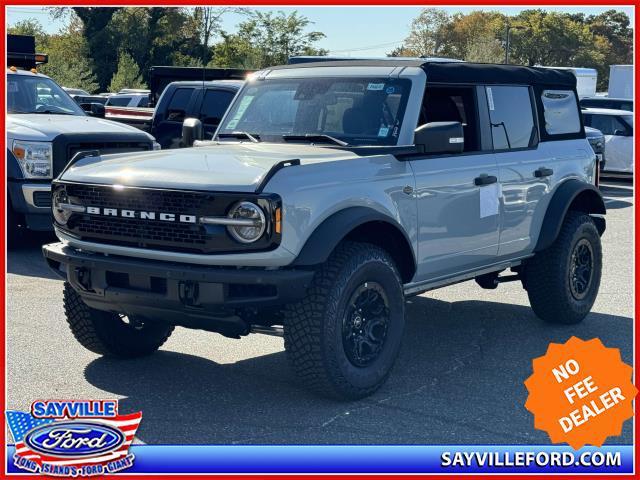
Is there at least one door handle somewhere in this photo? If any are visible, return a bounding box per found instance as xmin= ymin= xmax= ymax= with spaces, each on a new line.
xmin=474 ymin=174 xmax=498 ymax=186
xmin=534 ymin=167 xmax=554 ymax=178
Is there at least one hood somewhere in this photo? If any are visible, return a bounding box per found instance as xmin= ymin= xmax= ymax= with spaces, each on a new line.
xmin=60 ymin=142 xmax=360 ymax=192
xmin=7 ymin=114 xmax=153 ymax=142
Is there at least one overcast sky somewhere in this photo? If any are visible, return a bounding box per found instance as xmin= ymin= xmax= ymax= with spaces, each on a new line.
xmin=6 ymin=6 xmax=635 ymax=57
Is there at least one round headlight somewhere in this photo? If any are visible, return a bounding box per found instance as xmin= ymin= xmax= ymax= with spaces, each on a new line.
xmin=52 ymin=189 xmax=72 ymax=225
xmin=227 ymin=201 xmax=266 ymax=243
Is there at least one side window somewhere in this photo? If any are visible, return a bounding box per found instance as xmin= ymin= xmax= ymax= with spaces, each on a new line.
xmin=421 ymin=86 xmax=480 ymax=152
xmin=540 ymin=90 xmax=581 ymax=135
xmin=585 ymin=114 xmax=628 ymax=136
xmin=106 ymin=96 xmax=132 ymax=107
xmin=199 ymin=90 xmax=236 ymax=125
xmin=137 ymin=96 xmax=149 ymax=108
xmin=486 ymin=86 xmax=536 ymax=150
xmin=166 ymin=88 xmax=193 ymax=122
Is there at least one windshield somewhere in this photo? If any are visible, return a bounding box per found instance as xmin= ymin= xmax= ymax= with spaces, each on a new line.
xmin=622 ymin=115 xmax=633 ymax=128
xmin=217 ymin=77 xmax=412 ymax=146
xmin=8 ymin=74 xmax=85 ymax=115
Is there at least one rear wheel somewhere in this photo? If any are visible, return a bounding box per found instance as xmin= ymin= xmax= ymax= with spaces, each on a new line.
xmin=63 ymin=283 xmax=174 ymax=358
xmin=524 ymin=212 xmax=602 ymax=324
xmin=284 ymin=242 xmax=405 ymax=400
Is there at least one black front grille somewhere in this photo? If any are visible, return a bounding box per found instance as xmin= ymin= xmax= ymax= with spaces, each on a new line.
xmin=67 ymin=184 xmax=211 ymax=214
xmin=74 ymin=216 xmax=207 ymax=248
xmin=58 ymin=184 xmax=281 ymax=254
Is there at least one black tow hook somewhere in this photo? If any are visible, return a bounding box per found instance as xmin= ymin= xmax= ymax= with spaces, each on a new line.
xmin=75 ymin=267 xmax=92 ymax=291
xmin=179 ymin=281 xmax=200 ymax=306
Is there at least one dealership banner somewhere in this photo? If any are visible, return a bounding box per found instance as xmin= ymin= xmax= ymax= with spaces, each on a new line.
xmin=6 ymin=444 xmax=633 ymax=474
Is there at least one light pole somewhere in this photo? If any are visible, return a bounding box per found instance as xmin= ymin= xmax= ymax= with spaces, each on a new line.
xmin=505 ymin=24 xmax=525 ymax=64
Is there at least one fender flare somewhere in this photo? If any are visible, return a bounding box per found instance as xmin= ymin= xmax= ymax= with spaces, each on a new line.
xmin=534 ymin=179 xmax=606 ymax=252
xmin=292 ymin=207 xmax=416 ymax=274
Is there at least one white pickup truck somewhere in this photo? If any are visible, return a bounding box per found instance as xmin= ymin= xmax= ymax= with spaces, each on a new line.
xmin=7 ymin=34 xmax=159 ymax=243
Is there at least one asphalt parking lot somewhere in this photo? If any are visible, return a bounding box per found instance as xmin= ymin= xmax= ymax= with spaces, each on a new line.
xmin=7 ymin=180 xmax=633 ymax=445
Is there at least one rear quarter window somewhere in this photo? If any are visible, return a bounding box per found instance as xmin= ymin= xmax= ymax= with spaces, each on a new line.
xmin=541 ymin=90 xmax=582 ymax=135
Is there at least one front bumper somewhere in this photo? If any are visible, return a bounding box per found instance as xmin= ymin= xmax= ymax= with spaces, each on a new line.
xmin=7 ymin=181 xmax=53 ymax=231
xmin=43 ymin=242 xmax=314 ymax=334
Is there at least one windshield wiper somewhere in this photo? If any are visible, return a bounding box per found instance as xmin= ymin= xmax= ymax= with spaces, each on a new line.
xmin=217 ymin=131 xmax=260 ymax=143
xmin=282 ymin=134 xmax=349 ymax=146
xmin=32 ymin=110 xmax=74 ymax=115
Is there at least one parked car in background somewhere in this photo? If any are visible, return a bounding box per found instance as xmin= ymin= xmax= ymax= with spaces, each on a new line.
xmin=582 ymin=107 xmax=633 ymax=175
xmin=105 ymin=92 xmax=150 ymax=108
xmin=104 ymin=67 xmax=249 ymax=142
xmin=7 ymin=34 xmax=160 ymax=242
xmin=584 ymin=126 xmax=606 ymax=172
xmin=70 ymin=94 xmax=108 ymax=105
xmin=580 ymin=97 xmax=633 ymax=112
xmin=151 ymin=80 xmax=241 ymax=149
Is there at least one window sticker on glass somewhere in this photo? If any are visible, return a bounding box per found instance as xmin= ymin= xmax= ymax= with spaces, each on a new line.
xmin=367 ymin=83 xmax=385 ymax=91
xmin=385 ymin=86 xmax=395 ymax=94
xmin=378 ymin=126 xmax=390 ymax=137
xmin=226 ymin=95 xmax=254 ymax=129
xmin=486 ymin=87 xmax=495 ymax=111
xmin=8 ymin=81 xmax=18 ymax=93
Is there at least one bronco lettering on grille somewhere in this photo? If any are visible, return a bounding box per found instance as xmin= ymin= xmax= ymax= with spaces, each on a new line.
xmin=85 ymin=206 xmax=197 ymax=224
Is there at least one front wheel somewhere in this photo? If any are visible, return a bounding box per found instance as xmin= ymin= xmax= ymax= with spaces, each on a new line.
xmin=524 ymin=212 xmax=602 ymax=324
xmin=284 ymin=242 xmax=405 ymax=400
xmin=63 ymin=283 xmax=174 ymax=358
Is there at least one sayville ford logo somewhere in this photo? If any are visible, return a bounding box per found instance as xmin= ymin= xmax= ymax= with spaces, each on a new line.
xmin=24 ymin=421 xmax=125 ymax=458
xmin=6 ymin=400 xmax=141 ymax=477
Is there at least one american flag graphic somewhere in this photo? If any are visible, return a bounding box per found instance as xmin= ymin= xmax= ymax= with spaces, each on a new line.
xmin=7 ymin=410 xmax=142 ymax=468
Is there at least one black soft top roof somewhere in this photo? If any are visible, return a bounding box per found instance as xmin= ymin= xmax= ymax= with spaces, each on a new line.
xmin=270 ymin=59 xmax=577 ymax=88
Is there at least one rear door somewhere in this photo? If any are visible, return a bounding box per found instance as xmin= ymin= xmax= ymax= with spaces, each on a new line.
xmin=487 ymin=85 xmax=549 ymax=257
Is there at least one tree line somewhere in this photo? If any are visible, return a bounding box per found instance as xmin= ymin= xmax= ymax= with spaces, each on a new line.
xmin=9 ymin=7 xmax=327 ymax=93
xmin=391 ymin=8 xmax=632 ymax=90
xmin=8 ymin=7 xmax=632 ymax=93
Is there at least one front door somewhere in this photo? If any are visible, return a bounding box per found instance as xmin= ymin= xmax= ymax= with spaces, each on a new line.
xmin=411 ymin=85 xmax=500 ymax=282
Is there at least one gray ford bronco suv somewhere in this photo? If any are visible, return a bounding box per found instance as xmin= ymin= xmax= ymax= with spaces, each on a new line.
xmin=43 ymin=59 xmax=606 ymax=399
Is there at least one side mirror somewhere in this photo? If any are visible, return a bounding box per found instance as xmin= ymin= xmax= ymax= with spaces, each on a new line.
xmin=181 ymin=118 xmax=204 ymax=147
xmin=613 ymin=129 xmax=631 ymax=137
xmin=414 ymin=121 xmax=464 ymax=154
xmin=80 ymin=102 xmax=105 ymax=118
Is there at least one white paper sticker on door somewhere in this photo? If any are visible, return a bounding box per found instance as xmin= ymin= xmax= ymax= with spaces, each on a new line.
xmin=486 ymin=87 xmax=495 ymax=111
xmin=479 ymin=182 xmax=500 ymax=218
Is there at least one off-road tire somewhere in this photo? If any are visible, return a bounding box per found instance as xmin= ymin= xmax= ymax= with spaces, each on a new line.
xmin=284 ymin=241 xmax=405 ymax=400
xmin=524 ymin=211 xmax=602 ymax=324
xmin=63 ymin=282 xmax=174 ymax=358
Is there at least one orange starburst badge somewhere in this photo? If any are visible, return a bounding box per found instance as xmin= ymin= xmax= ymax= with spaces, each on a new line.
xmin=524 ymin=336 xmax=637 ymax=450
